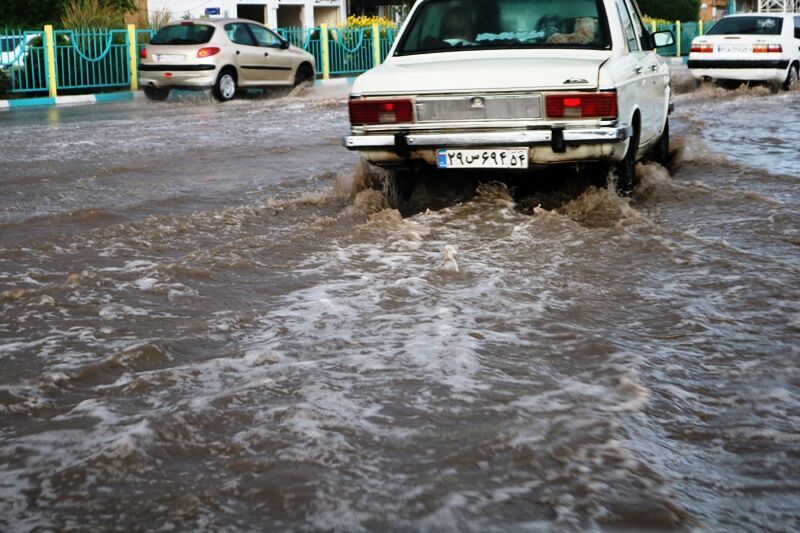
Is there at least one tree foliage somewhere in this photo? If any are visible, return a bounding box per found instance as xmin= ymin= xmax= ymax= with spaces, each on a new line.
xmin=637 ymin=0 xmax=702 ymax=21
xmin=0 ymin=0 xmax=134 ymax=28
xmin=61 ymin=0 xmax=127 ymax=28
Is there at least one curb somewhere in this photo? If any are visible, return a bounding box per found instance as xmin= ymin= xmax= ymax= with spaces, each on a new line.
xmin=315 ymin=77 xmax=357 ymax=87
xmin=0 ymin=91 xmax=135 ymax=112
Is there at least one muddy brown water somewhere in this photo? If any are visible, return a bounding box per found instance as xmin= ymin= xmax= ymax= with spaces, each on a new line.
xmin=0 ymin=86 xmax=798 ymax=531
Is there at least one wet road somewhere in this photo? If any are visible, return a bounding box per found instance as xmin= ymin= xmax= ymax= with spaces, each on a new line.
xmin=1 ymin=85 xmax=799 ymax=531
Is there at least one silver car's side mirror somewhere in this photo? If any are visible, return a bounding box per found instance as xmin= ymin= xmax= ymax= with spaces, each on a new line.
xmin=652 ymin=31 xmax=675 ymax=49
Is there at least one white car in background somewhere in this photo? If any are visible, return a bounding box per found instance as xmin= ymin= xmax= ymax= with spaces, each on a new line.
xmin=0 ymin=34 xmax=34 ymax=71
xmin=344 ymin=0 xmax=675 ymax=212
xmin=688 ymin=13 xmax=800 ymax=90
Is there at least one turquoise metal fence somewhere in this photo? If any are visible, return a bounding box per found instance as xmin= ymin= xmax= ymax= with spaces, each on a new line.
xmin=53 ymin=29 xmax=130 ymax=90
xmin=329 ymin=28 xmax=373 ymax=75
xmin=380 ymin=29 xmax=397 ymax=62
xmin=655 ymin=21 xmax=706 ymax=57
xmin=0 ymin=29 xmax=48 ymax=93
xmin=276 ymin=26 xmax=397 ymax=77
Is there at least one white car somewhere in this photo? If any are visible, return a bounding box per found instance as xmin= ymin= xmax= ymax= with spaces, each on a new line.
xmin=344 ymin=0 xmax=675 ymax=211
xmin=688 ymin=12 xmax=800 ymax=90
xmin=0 ymin=34 xmax=34 ymax=71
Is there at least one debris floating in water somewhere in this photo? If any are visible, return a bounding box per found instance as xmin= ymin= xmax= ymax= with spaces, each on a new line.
xmin=441 ymin=244 xmax=460 ymax=273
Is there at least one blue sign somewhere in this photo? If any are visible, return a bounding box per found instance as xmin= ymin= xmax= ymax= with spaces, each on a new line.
xmin=205 ymin=7 xmax=221 ymax=16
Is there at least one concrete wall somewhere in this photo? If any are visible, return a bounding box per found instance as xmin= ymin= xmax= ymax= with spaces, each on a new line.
xmin=277 ymin=5 xmax=304 ymax=27
xmin=143 ymin=0 xmax=345 ymax=28
xmin=313 ymin=6 xmax=340 ymax=27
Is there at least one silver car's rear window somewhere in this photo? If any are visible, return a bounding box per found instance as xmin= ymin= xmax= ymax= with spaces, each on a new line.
xmin=397 ymin=0 xmax=611 ymax=55
xmin=151 ymin=24 xmax=216 ymax=45
xmin=706 ymin=17 xmax=783 ymax=36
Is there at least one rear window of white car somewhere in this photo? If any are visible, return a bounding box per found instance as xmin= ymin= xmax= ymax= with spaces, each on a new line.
xmin=706 ymin=16 xmax=783 ymax=36
xmin=0 ymin=37 xmax=21 ymax=53
xmin=151 ymin=24 xmax=216 ymax=45
xmin=398 ymin=0 xmax=611 ymax=55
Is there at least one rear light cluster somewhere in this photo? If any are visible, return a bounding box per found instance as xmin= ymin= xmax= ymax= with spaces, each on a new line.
xmin=753 ymin=44 xmax=782 ymax=53
xmin=140 ymin=48 xmax=148 ymax=59
xmin=545 ymin=92 xmax=617 ymax=119
xmin=197 ymin=47 xmax=220 ymax=58
xmin=349 ymin=99 xmax=414 ymax=126
xmin=691 ymin=43 xmax=713 ymax=53
xmin=348 ymin=93 xmax=617 ymax=125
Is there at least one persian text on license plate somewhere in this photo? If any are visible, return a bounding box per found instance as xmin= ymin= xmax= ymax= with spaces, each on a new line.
xmin=718 ymin=45 xmax=752 ymax=53
xmin=437 ymin=149 xmax=528 ymax=169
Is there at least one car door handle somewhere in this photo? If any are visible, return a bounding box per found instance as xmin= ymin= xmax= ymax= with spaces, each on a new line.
xmin=634 ymin=67 xmax=643 ymax=75
xmin=236 ymin=50 xmax=240 ymax=55
xmin=650 ymin=65 xmax=659 ymax=72
xmin=264 ymin=52 xmax=269 ymax=57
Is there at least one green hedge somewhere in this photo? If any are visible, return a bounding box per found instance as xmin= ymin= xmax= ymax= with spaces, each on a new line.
xmin=638 ymin=0 xmax=701 ymax=22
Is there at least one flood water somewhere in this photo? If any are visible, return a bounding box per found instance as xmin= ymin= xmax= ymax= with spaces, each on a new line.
xmin=1 ymin=84 xmax=798 ymax=531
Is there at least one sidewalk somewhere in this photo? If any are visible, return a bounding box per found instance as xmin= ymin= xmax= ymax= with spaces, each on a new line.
xmin=0 ymin=77 xmax=358 ymax=112
xmin=0 ymin=92 xmax=137 ymax=111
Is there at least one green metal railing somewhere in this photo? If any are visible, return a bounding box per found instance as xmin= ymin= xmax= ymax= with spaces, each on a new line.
xmin=53 ymin=29 xmax=130 ymax=90
xmin=276 ymin=26 xmax=396 ymax=77
xmin=0 ymin=29 xmax=48 ymax=93
xmin=330 ymin=28 xmax=372 ymax=75
xmin=653 ymin=21 xmax=710 ymax=57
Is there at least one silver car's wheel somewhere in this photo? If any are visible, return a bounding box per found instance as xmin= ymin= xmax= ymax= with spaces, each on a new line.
xmin=784 ymin=64 xmax=799 ymax=91
xmin=213 ymin=70 xmax=237 ymax=102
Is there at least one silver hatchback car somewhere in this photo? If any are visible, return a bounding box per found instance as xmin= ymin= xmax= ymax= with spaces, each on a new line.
xmin=139 ymin=19 xmax=316 ymax=101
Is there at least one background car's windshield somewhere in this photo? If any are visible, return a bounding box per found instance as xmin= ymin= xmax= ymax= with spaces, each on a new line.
xmin=151 ymin=24 xmax=215 ymax=45
xmin=399 ymin=0 xmax=610 ymax=54
xmin=706 ymin=16 xmax=783 ymax=35
xmin=0 ymin=37 xmax=21 ymax=53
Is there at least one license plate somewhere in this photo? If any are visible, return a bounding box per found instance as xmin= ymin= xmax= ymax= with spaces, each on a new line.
xmin=718 ymin=45 xmax=752 ymax=54
xmin=155 ymin=54 xmax=184 ymax=62
xmin=437 ymin=149 xmax=529 ymax=169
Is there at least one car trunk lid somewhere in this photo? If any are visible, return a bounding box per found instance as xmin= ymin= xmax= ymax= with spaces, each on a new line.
xmin=353 ymin=52 xmax=609 ymax=96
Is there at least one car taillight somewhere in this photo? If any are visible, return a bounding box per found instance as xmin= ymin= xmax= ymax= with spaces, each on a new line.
xmin=349 ymin=99 xmax=414 ymax=126
xmin=691 ymin=43 xmax=713 ymax=53
xmin=545 ymin=92 xmax=617 ymax=119
xmin=140 ymin=48 xmax=148 ymax=59
xmin=197 ymin=47 xmax=220 ymax=58
xmin=753 ymin=44 xmax=782 ymax=53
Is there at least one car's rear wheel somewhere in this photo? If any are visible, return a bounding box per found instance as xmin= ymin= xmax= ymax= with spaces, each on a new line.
xmin=648 ymin=118 xmax=670 ymax=167
xmin=783 ymin=63 xmax=799 ymax=91
xmin=293 ymin=63 xmax=314 ymax=87
xmin=613 ymin=120 xmax=640 ymax=196
xmin=143 ymin=86 xmax=170 ymax=101
xmin=213 ymin=69 xmax=237 ymax=102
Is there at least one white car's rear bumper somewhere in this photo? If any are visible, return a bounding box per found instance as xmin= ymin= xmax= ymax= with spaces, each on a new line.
xmin=343 ymin=125 xmax=633 ymax=167
xmin=688 ymin=59 xmax=790 ymax=82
